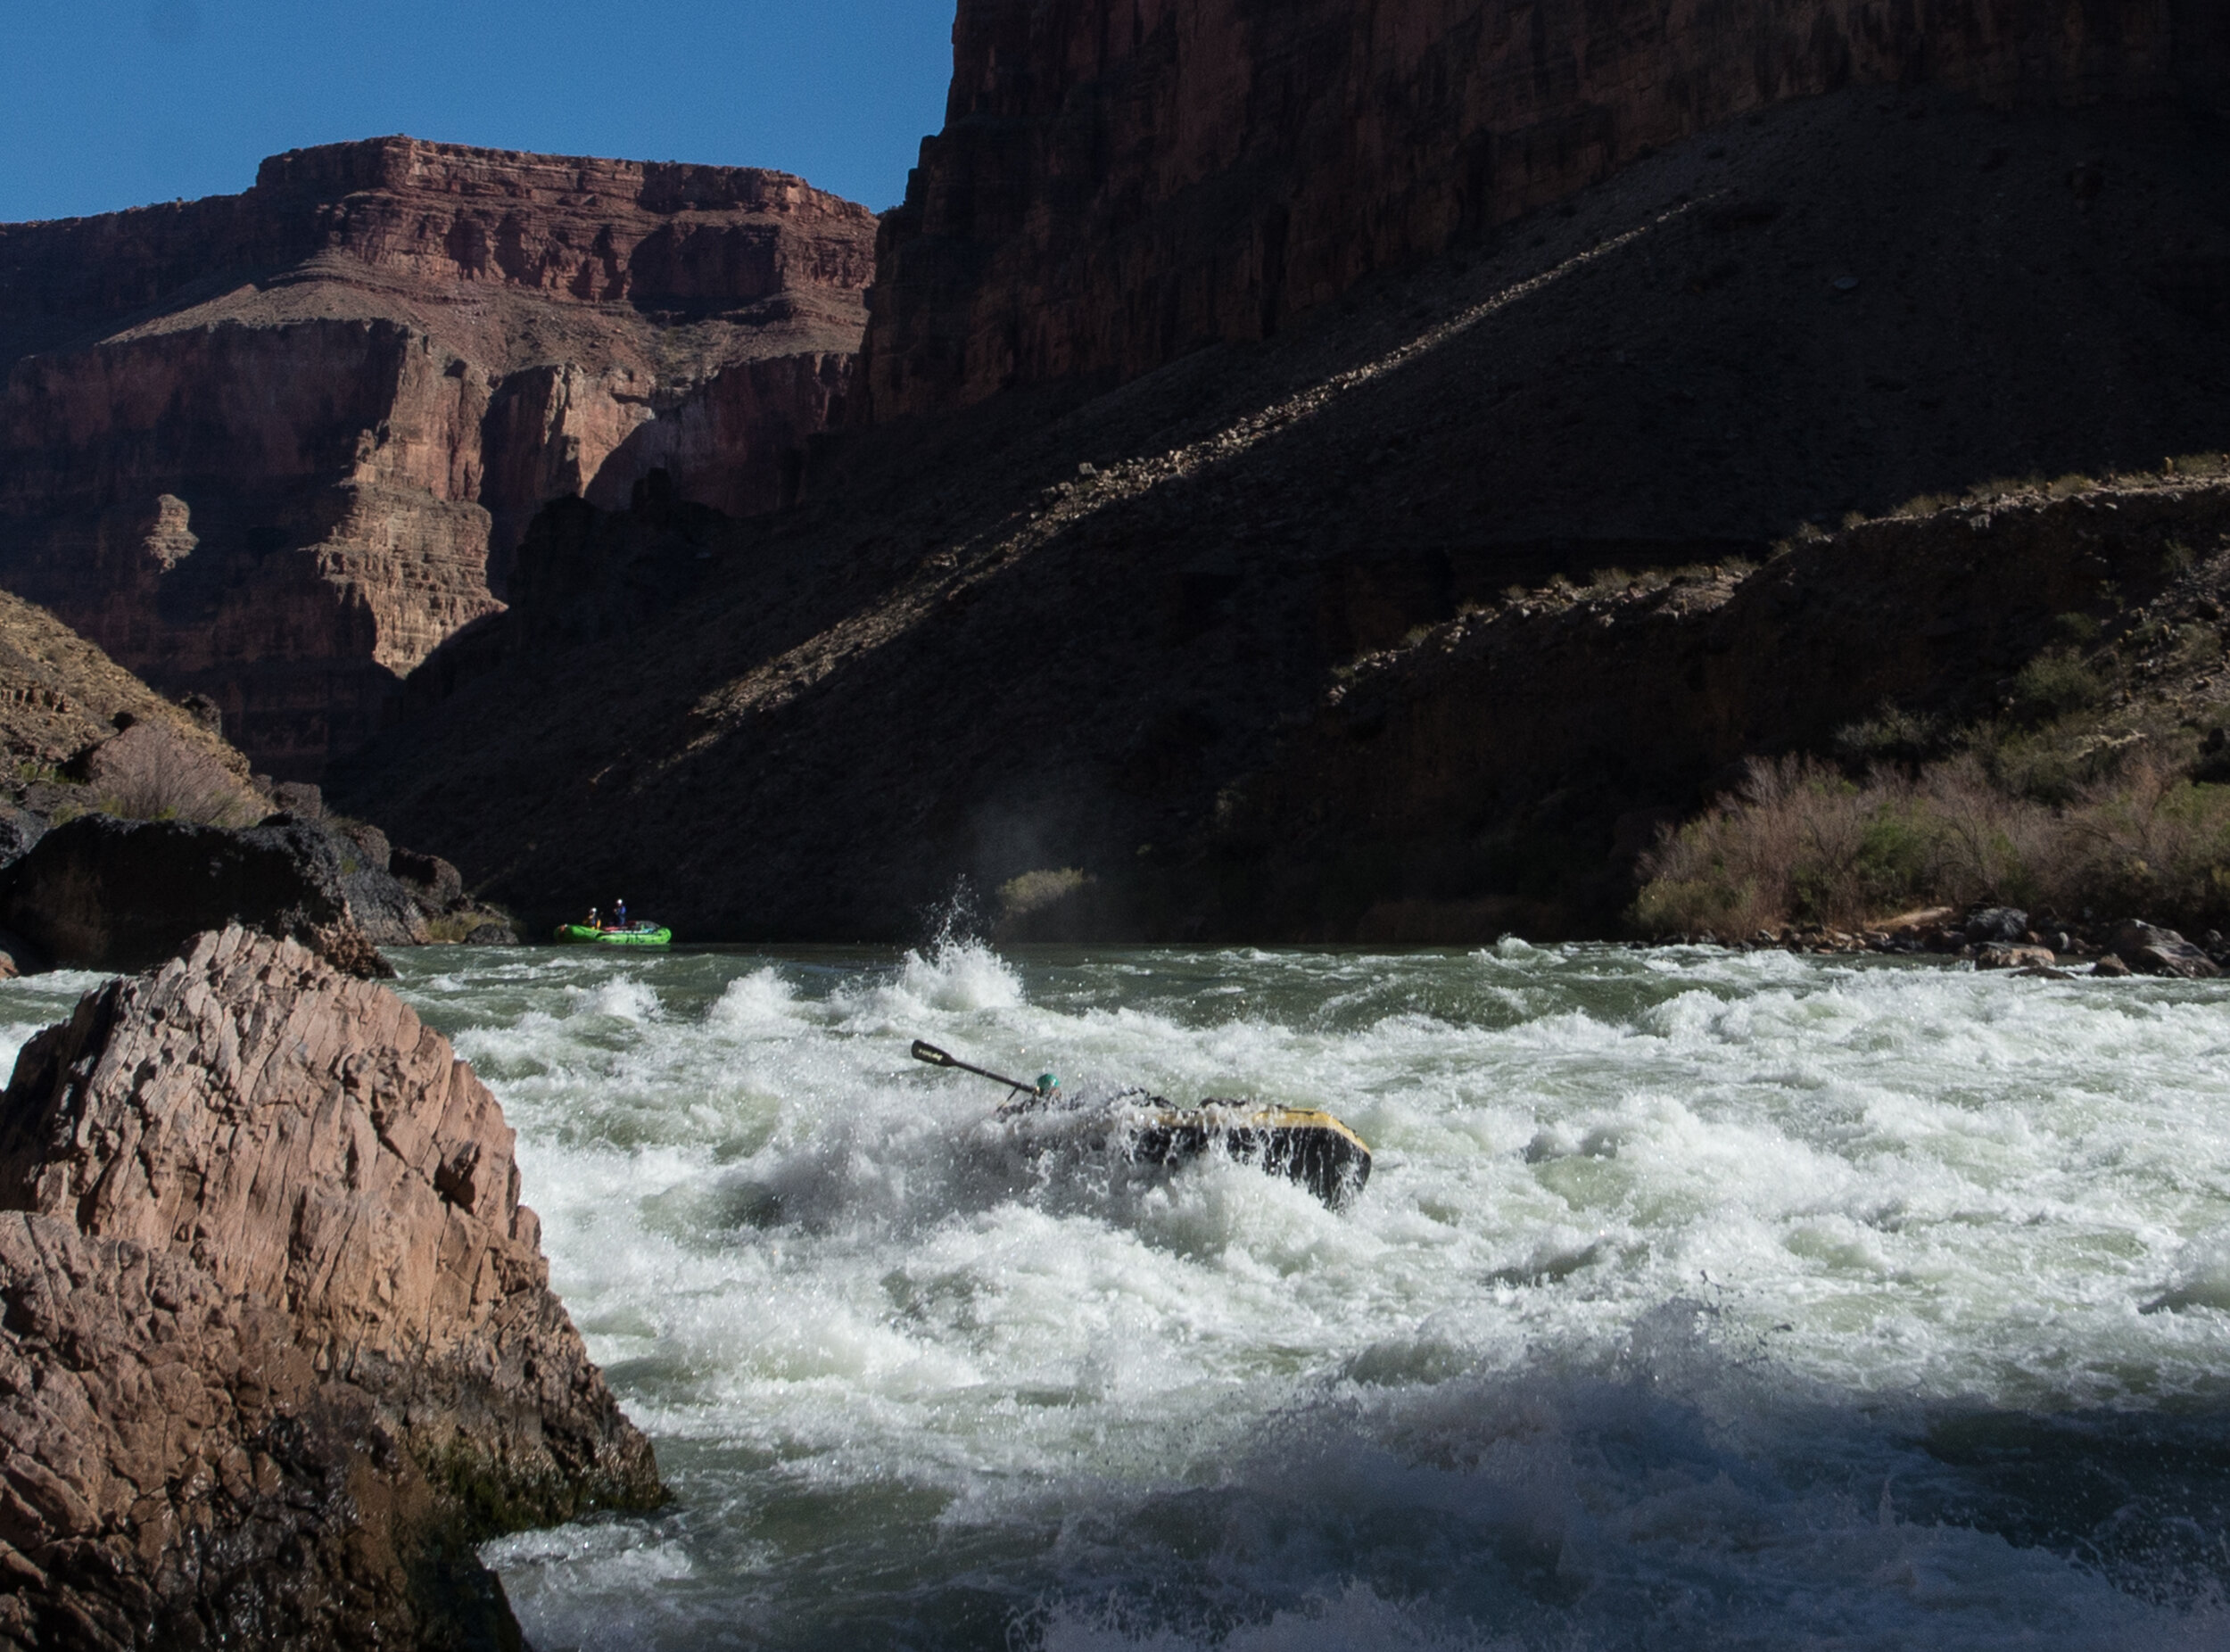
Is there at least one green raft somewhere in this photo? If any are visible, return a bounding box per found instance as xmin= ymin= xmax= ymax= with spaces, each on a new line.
xmin=553 ymin=922 xmax=673 ymax=946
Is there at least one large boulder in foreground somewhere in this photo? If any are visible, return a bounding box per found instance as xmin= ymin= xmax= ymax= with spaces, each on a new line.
xmin=0 ymin=815 xmax=392 ymax=977
xmin=0 ymin=927 xmax=660 ymax=1648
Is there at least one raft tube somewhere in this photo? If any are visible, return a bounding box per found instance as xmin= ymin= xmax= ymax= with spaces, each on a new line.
xmin=1126 ymin=1100 xmax=1372 ymax=1208
xmin=553 ymin=923 xmax=673 ymax=946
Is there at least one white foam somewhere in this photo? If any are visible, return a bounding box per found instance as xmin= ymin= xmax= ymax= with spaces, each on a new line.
xmin=380 ymin=944 xmax=2230 ymax=1649
xmin=706 ymin=966 xmax=802 ymax=1029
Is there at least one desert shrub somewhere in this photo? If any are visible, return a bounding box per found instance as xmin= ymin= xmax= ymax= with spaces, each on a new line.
xmin=90 ymin=725 xmax=259 ymax=827
xmin=1965 ymin=475 xmax=2044 ymax=505
xmin=2053 ymin=612 xmax=2102 ymax=645
xmin=1634 ymin=749 xmax=2230 ymax=936
xmin=2175 ymin=623 xmax=2221 ymax=667
xmin=1908 ymin=754 xmax=2049 ymax=906
xmin=1978 ymin=719 xmax=2130 ymax=804
xmin=1834 ymin=704 xmax=1945 ymax=766
xmin=2057 ymin=765 xmax=2230 ymax=923
xmin=2011 ymin=649 xmax=2107 ymax=719
xmin=426 ymin=910 xmax=508 ymax=943
xmin=1635 ymin=756 xmax=1884 ymax=934
xmin=1630 ymin=867 xmax=1763 ymax=938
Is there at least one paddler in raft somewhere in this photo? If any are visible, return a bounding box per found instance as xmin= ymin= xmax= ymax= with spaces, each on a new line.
xmin=909 ymin=1038 xmax=1371 ymax=1208
xmin=553 ymin=904 xmax=673 ymax=946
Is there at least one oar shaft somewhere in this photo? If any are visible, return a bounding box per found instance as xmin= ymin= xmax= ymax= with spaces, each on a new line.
xmin=911 ymin=1040 xmax=1037 ymax=1094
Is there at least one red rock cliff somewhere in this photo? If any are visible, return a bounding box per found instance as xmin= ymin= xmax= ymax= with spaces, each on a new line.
xmin=860 ymin=0 xmax=2217 ymax=421
xmin=0 ymin=138 xmax=878 ymax=777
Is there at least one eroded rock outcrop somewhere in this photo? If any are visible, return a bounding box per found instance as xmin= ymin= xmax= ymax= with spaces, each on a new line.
xmin=862 ymin=0 xmax=2226 ymax=419
xmin=0 ymin=815 xmax=393 ymax=978
xmin=0 ymin=926 xmax=657 ymax=1648
xmin=0 ymin=137 xmax=878 ymax=776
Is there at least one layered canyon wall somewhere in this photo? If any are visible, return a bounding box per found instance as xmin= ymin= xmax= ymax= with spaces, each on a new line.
xmin=861 ymin=0 xmax=2218 ymax=420
xmin=338 ymin=70 xmax=2230 ymax=938
xmin=0 ymin=138 xmax=876 ymax=777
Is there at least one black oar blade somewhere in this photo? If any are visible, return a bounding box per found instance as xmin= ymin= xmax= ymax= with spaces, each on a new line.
xmin=911 ymin=1040 xmax=957 ymax=1067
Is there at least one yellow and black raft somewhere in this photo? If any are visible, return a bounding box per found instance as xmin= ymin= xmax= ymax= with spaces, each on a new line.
xmin=910 ymin=1040 xmax=1372 ymax=1209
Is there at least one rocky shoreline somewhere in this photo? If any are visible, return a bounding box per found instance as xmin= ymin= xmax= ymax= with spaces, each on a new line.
xmin=1650 ymin=904 xmax=2226 ymax=981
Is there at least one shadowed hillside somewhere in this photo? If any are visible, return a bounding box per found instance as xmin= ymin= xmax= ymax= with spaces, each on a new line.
xmin=332 ymin=87 xmax=2230 ymax=938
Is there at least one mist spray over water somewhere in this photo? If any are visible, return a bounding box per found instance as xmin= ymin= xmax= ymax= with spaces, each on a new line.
xmin=12 ymin=940 xmax=2223 ymax=1648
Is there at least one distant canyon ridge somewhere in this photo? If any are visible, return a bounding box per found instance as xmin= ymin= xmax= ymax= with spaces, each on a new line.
xmin=0 ymin=137 xmax=876 ymax=777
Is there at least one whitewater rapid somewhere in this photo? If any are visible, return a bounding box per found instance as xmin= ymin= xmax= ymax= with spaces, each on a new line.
xmin=10 ymin=940 xmax=2230 ymax=1648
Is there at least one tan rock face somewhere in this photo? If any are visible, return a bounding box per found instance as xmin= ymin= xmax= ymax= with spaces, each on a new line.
xmin=0 ymin=926 xmax=657 ymax=1647
xmin=0 ymin=137 xmax=878 ymax=777
xmin=861 ymin=0 xmax=2221 ymax=421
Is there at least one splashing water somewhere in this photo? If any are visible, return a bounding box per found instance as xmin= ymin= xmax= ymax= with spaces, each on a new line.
xmin=10 ymin=941 xmax=2230 ymax=1648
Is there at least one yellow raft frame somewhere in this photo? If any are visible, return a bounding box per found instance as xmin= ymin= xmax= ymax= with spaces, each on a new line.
xmin=1124 ymin=1101 xmax=1372 ymax=1208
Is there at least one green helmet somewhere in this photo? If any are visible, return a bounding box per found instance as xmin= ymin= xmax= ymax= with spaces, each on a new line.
xmin=1037 ymin=1073 xmax=1060 ymax=1093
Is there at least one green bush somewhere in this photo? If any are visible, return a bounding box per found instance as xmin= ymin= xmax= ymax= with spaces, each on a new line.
xmin=1834 ymin=705 xmax=1945 ymax=766
xmin=1634 ymin=754 xmax=2230 ymax=937
xmin=2052 ymin=613 xmax=2102 ymax=646
xmin=2011 ymin=650 xmax=2106 ymax=718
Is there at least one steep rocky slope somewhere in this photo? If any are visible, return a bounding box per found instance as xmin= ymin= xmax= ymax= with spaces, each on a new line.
xmin=862 ymin=0 xmax=2228 ymax=419
xmin=0 ymin=138 xmax=876 ymax=777
xmin=1222 ymin=473 xmax=2230 ymax=939
xmin=0 ymin=588 xmax=518 ymax=969
xmin=0 ymin=927 xmax=659 ymax=1647
xmin=334 ymin=81 xmax=2230 ymax=940
xmin=0 ymin=583 xmax=244 ymax=777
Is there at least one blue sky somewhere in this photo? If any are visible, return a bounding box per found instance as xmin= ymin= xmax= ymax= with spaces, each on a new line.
xmin=0 ymin=0 xmax=955 ymax=222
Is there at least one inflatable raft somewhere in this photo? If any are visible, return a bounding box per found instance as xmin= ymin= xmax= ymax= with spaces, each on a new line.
xmin=554 ymin=922 xmax=673 ymax=946
xmin=1123 ymin=1098 xmax=1373 ymax=1208
xmin=911 ymin=1038 xmax=1370 ymax=1208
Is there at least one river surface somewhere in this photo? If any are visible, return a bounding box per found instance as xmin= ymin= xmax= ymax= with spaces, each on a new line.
xmin=12 ymin=939 xmax=2230 ymax=1649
